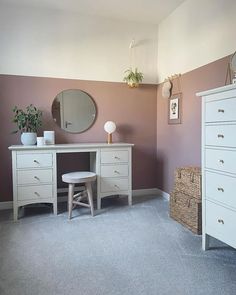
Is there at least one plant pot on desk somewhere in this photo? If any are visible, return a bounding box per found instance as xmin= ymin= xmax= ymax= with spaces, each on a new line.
xmin=21 ymin=132 xmax=37 ymax=145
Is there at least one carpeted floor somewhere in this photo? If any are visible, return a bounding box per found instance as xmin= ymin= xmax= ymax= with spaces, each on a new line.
xmin=0 ymin=195 xmax=236 ymax=295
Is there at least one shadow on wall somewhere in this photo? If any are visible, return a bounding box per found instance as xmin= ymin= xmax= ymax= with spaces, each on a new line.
xmin=0 ymin=75 xmax=158 ymax=202
xmin=156 ymin=154 xmax=165 ymax=192
xmin=156 ymin=55 xmax=231 ymax=194
xmin=133 ymin=145 xmax=157 ymax=190
xmin=117 ymin=124 xmax=135 ymax=142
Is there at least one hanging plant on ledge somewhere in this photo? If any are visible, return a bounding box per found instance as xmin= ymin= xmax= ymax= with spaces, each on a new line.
xmin=123 ymin=68 xmax=144 ymax=88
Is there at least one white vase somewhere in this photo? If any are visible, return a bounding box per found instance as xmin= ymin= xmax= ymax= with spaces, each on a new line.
xmin=21 ymin=132 xmax=37 ymax=145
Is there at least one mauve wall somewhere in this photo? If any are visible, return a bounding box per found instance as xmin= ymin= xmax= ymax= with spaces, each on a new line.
xmin=0 ymin=75 xmax=157 ymax=202
xmin=156 ymin=55 xmax=231 ymax=193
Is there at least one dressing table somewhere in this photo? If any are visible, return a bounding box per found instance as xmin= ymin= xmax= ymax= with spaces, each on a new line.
xmin=9 ymin=143 xmax=133 ymax=220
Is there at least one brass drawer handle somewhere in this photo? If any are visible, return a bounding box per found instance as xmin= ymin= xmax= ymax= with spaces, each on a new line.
xmin=34 ymin=192 xmax=40 ymax=196
xmin=217 ymin=187 xmax=224 ymax=192
xmin=219 ymin=159 xmax=224 ymax=164
xmin=33 ymin=160 xmax=39 ymax=164
xmin=217 ymin=219 xmax=224 ymax=224
xmin=218 ymin=109 xmax=224 ymax=113
xmin=217 ymin=134 xmax=224 ymax=138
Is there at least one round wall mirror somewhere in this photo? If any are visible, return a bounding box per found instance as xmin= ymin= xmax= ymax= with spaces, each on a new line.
xmin=51 ymin=89 xmax=97 ymax=133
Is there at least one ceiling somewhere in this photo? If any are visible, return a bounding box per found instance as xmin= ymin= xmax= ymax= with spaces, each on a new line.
xmin=3 ymin=0 xmax=186 ymax=25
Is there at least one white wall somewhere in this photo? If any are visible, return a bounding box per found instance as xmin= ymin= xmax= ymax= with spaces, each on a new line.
xmin=157 ymin=0 xmax=236 ymax=82
xmin=0 ymin=2 xmax=158 ymax=83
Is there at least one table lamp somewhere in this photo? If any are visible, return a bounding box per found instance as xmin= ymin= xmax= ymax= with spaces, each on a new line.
xmin=104 ymin=121 xmax=116 ymax=144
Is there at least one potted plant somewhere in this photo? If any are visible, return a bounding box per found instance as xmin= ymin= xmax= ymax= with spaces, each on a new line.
xmin=123 ymin=68 xmax=144 ymax=88
xmin=12 ymin=104 xmax=42 ymax=145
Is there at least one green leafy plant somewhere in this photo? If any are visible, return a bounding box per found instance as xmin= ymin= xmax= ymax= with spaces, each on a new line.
xmin=12 ymin=104 xmax=42 ymax=133
xmin=123 ymin=68 xmax=144 ymax=87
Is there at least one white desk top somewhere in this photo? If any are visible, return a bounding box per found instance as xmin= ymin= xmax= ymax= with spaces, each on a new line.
xmin=8 ymin=142 xmax=134 ymax=151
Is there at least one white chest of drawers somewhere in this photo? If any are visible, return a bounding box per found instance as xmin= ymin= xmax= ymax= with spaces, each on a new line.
xmin=9 ymin=143 xmax=133 ymax=220
xmin=197 ymin=84 xmax=236 ymax=250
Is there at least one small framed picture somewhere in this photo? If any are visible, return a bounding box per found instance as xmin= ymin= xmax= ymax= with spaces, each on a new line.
xmin=168 ymin=93 xmax=182 ymax=124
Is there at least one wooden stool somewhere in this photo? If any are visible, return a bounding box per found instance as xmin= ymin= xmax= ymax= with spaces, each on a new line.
xmin=62 ymin=171 xmax=96 ymax=219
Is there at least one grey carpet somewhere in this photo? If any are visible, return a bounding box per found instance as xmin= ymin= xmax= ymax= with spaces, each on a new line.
xmin=0 ymin=195 xmax=236 ymax=295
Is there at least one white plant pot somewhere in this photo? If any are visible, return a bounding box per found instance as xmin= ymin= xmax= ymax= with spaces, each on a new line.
xmin=21 ymin=132 xmax=37 ymax=145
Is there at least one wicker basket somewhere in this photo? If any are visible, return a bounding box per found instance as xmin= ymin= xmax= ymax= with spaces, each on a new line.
xmin=170 ymin=190 xmax=202 ymax=234
xmin=174 ymin=167 xmax=201 ymax=200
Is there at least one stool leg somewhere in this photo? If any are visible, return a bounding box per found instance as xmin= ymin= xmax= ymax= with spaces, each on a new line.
xmin=97 ymin=196 xmax=101 ymax=211
xmin=68 ymin=183 xmax=74 ymax=220
xmin=86 ymin=182 xmax=94 ymax=217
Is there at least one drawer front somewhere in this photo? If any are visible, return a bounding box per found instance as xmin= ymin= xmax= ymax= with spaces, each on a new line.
xmin=205 ymin=149 xmax=236 ymax=174
xmin=17 ymin=169 xmax=53 ymax=185
xmin=205 ymin=125 xmax=236 ymax=147
xmin=101 ymin=164 xmax=129 ymax=178
xmin=205 ymin=97 xmax=236 ymax=123
xmin=17 ymin=185 xmax=53 ymax=201
xmin=205 ymin=171 xmax=236 ymax=209
xmin=101 ymin=150 xmax=128 ymax=164
xmin=17 ymin=153 xmax=53 ymax=169
xmin=205 ymin=201 xmax=236 ymax=248
xmin=101 ymin=178 xmax=129 ymax=193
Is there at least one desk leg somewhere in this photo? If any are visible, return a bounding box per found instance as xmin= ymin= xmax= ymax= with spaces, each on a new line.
xmin=202 ymin=233 xmax=210 ymax=251
xmin=53 ymin=152 xmax=57 ymax=216
xmin=13 ymin=203 xmax=18 ymax=221
xmin=53 ymin=200 xmax=58 ymax=215
xmin=128 ymin=191 xmax=132 ymax=206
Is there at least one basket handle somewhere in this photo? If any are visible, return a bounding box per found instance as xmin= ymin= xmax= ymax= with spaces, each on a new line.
xmin=190 ymin=172 xmax=194 ymax=183
xmin=187 ymin=199 xmax=191 ymax=207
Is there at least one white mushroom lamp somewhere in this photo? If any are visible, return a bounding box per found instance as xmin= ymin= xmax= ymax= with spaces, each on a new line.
xmin=104 ymin=121 xmax=116 ymax=144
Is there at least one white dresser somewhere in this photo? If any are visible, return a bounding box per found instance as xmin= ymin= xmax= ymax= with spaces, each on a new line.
xmin=197 ymin=84 xmax=236 ymax=250
xmin=9 ymin=143 xmax=133 ymax=220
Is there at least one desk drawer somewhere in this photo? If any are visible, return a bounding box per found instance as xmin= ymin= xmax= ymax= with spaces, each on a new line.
xmin=17 ymin=185 xmax=53 ymax=201
xmin=206 ymin=201 xmax=236 ymax=248
xmin=101 ymin=164 xmax=129 ymax=178
xmin=17 ymin=153 xmax=53 ymax=169
xmin=205 ymin=171 xmax=236 ymax=209
xmin=101 ymin=178 xmax=129 ymax=193
xmin=205 ymin=149 xmax=236 ymax=174
xmin=101 ymin=150 xmax=128 ymax=164
xmin=205 ymin=97 xmax=236 ymax=123
xmin=205 ymin=125 xmax=236 ymax=147
xmin=17 ymin=169 xmax=53 ymax=185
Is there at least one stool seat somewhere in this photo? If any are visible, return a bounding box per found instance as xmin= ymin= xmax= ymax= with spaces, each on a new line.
xmin=62 ymin=171 xmax=96 ymax=184
xmin=62 ymin=171 xmax=96 ymax=219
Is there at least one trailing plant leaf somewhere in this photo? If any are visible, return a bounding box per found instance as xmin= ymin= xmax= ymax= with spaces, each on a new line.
xmin=12 ymin=104 xmax=42 ymax=133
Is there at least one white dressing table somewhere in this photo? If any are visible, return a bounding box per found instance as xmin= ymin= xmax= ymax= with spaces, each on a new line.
xmin=9 ymin=143 xmax=133 ymax=220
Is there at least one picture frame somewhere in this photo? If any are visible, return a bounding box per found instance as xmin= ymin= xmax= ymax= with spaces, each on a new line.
xmin=168 ymin=93 xmax=182 ymax=124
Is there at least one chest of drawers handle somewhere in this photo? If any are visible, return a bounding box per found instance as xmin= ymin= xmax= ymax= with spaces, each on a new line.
xmin=34 ymin=191 xmax=40 ymax=196
xmin=218 ymin=159 xmax=224 ymax=164
xmin=114 ymin=184 xmax=119 ymax=188
xmin=114 ymin=170 xmax=120 ymax=174
xmin=217 ymin=187 xmax=224 ymax=192
xmin=34 ymin=176 xmax=40 ymax=180
xmin=33 ymin=160 xmax=40 ymax=164
xmin=217 ymin=134 xmax=224 ymax=138
xmin=218 ymin=109 xmax=225 ymax=113
xmin=114 ymin=156 xmax=120 ymax=160
xmin=217 ymin=219 xmax=224 ymax=224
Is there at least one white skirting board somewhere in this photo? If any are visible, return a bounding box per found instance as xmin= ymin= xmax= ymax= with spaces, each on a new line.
xmin=0 ymin=188 xmax=170 ymax=210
